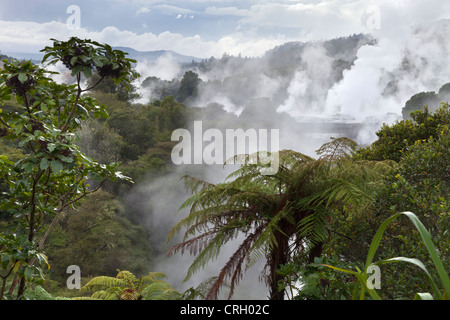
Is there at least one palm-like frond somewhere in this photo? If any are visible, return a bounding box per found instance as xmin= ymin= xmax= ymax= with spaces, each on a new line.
xmin=141 ymin=281 xmax=182 ymax=300
xmin=82 ymin=276 xmax=128 ymax=293
xmin=79 ymin=270 xmax=180 ymax=300
xmin=297 ymin=209 xmax=328 ymax=245
xmin=167 ymin=138 xmax=393 ymax=300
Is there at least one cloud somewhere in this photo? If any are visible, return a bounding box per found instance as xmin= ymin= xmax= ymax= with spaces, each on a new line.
xmin=2 ymin=0 xmax=450 ymax=59
xmin=153 ymin=4 xmax=195 ymax=15
xmin=136 ymin=7 xmax=151 ymax=14
xmin=204 ymin=6 xmax=250 ymax=17
xmin=0 ymin=19 xmax=290 ymax=58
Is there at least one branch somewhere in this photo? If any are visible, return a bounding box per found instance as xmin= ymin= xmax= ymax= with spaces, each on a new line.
xmin=81 ymin=76 xmax=105 ymax=92
xmin=61 ymin=73 xmax=81 ymax=133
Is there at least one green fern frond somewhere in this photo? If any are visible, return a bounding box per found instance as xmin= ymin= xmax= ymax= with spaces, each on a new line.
xmin=183 ymin=230 xmax=229 ymax=282
xmin=297 ymin=210 xmax=328 ymax=245
xmin=91 ymin=289 xmax=121 ymax=300
xmin=141 ymin=281 xmax=182 ymax=300
xmin=316 ymin=137 xmax=357 ymax=159
xmin=140 ymin=272 xmax=168 ymax=283
xmin=82 ymin=276 xmax=128 ymax=292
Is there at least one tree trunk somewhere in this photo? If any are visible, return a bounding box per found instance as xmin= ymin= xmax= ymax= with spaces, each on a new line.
xmin=269 ymin=229 xmax=290 ymax=300
xmin=308 ymin=242 xmax=323 ymax=264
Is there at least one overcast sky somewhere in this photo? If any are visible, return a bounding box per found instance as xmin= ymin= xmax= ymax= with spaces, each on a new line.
xmin=0 ymin=0 xmax=449 ymax=58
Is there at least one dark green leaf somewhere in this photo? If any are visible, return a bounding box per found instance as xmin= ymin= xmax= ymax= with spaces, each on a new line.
xmin=18 ymin=73 xmax=28 ymax=84
xmin=50 ymin=160 xmax=63 ymax=172
xmin=39 ymin=158 xmax=49 ymax=170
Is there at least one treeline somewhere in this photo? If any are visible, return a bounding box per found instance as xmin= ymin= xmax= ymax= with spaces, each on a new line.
xmin=402 ymin=82 xmax=450 ymax=119
xmin=140 ymin=33 xmax=376 ymax=110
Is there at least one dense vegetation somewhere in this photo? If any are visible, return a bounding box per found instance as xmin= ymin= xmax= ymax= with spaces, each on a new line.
xmin=0 ymin=37 xmax=448 ymax=300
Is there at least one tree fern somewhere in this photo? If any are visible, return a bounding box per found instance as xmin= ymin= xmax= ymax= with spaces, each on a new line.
xmin=167 ymin=138 xmax=393 ymax=300
xmin=79 ymin=270 xmax=181 ymax=300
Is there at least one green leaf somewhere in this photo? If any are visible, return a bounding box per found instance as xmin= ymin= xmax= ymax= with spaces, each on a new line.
xmin=13 ymin=261 xmax=20 ymax=273
xmin=47 ymin=143 xmax=56 ymax=153
xmin=70 ymin=56 xmax=78 ymax=66
xmin=39 ymin=158 xmax=49 ymax=170
xmin=414 ymin=293 xmax=434 ymax=300
xmin=24 ymin=266 xmax=34 ymax=281
xmin=58 ymin=155 xmax=73 ymax=163
xmin=375 ymin=256 xmax=442 ymax=299
xmin=82 ymin=67 xmax=92 ymax=78
xmin=71 ymin=65 xmax=82 ymax=76
xmin=0 ymin=253 xmax=11 ymax=269
xmin=92 ymin=56 xmax=104 ymax=67
xmin=18 ymin=73 xmax=28 ymax=84
xmin=50 ymin=160 xmax=63 ymax=172
xmin=400 ymin=211 xmax=450 ymax=297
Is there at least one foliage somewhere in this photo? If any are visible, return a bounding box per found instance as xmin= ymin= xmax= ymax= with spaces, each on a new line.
xmin=370 ymin=124 xmax=449 ymax=299
xmin=402 ymin=82 xmax=450 ymax=119
xmin=277 ymin=255 xmax=357 ymax=300
xmin=0 ymin=37 xmax=137 ymax=299
xmin=86 ymin=73 xmax=140 ymax=102
xmin=167 ymin=137 xmax=393 ymax=300
xmin=355 ymin=103 xmax=449 ymax=162
xmin=45 ymin=190 xmax=151 ymax=282
xmin=324 ymin=211 xmax=449 ymax=300
xmin=79 ymin=269 xmax=182 ymax=300
xmin=176 ymin=71 xmax=201 ymax=104
xmin=22 ymin=284 xmax=70 ymax=300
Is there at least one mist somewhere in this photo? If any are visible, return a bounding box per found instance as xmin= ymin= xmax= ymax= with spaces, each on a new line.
xmin=123 ymin=18 xmax=450 ymax=299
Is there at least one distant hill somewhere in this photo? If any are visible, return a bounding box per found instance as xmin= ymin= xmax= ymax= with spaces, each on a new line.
xmin=1 ymin=51 xmax=43 ymax=62
xmin=1 ymin=47 xmax=202 ymax=65
xmin=112 ymin=47 xmax=202 ymax=65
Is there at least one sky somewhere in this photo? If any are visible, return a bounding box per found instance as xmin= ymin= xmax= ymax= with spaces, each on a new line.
xmin=1 ymin=0 xmax=449 ymax=58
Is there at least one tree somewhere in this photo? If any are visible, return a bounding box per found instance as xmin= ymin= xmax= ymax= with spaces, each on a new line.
xmin=167 ymin=138 xmax=393 ymax=300
xmin=369 ymin=124 xmax=449 ymax=299
xmin=401 ymin=82 xmax=450 ymax=119
xmin=325 ymin=117 xmax=448 ymax=300
xmin=176 ymin=71 xmax=201 ymax=104
xmin=355 ymin=103 xmax=449 ymax=162
xmin=87 ymin=73 xmax=140 ymax=102
xmin=0 ymin=37 xmax=138 ymax=299
xmin=402 ymin=91 xmax=438 ymax=120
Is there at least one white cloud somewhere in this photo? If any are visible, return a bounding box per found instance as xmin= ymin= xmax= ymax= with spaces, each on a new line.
xmin=153 ymin=4 xmax=194 ymax=15
xmin=0 ymin=19 xmax=288 ymax=58
xmin=136 ymin=7 xmax=151 ymax=14
xmin=204 ymin=6 xmax=250 ymax=17
xmin=2 ymin=0 xmax=450 ymax=59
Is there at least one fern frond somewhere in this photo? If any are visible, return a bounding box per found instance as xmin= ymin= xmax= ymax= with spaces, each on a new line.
xmin=82 ymin=276 xmax=127 ymax=292
xmin=140 ymin=272 xmax=168 ymax=283
xmin=183 ymin=230 xmax=230 ymax=282
xmin=141 ymin=281 xmax=182 ymax=300
xmin=205 ymin=224 xmax=266 ymax=300
xmin=316 ymin=137 xmax=357 ymax=159
xmin=91 ymin=289 xmax=121 ymax=300
xmin=180 ymin=175 xmax=215 ymax=194
xmin=297 ymin=210 xmax=328 ymax=245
